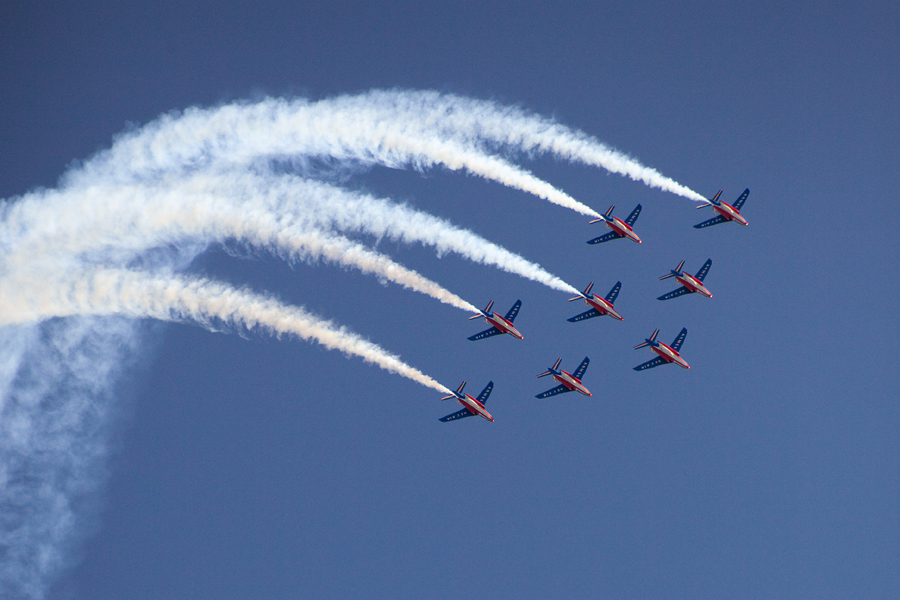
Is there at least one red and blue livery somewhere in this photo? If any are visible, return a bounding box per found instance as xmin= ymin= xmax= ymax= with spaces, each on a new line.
xmin=694 ymin=189 xmax=750 ymax=228
xmin=440 ymin=381 xmax=494 ymax=422
xmin=657 ymin=259 xmax=713 ymax=301
xmin=468 ymin=299 xmax=523 ymax=341
xmin=587 ymin=204 xmax=642 ymax=244
xmin=567 ymin=281 xmax=624 ymax=322
xmin=535 ymin=357 xmax=592 ymax=398
xmin=633 ymin=328 xmax=690 ymax=371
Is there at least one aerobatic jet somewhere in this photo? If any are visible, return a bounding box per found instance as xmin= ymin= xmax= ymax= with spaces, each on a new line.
xmin=535 ymin=357 xmax=592 ymax=398
xmin=587 ymin=204 xmax=642 ymax=244
xmin=468 ymin=299 xmax=523 ymax=341
xmin=658 ymin=259 xmax=713 ymax=300
xmin=567 ymin=281 xmax=624 ymax=322
xmin=633 ymin=328 xmax=690 ymax=371
xmin=694 ymin=189 xmax=750 ymax=228
xmin=439 ymin=381 xmax=494 ymax=422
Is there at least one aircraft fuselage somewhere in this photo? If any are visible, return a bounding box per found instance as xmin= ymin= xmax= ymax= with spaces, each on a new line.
xmin=651 ymin=342 xmax=690 ymax=369
xmin=605 ymin=216 xmax=642 ymax=243
xmin=583 ymin=294 xmax=624 ymax=320
xmin=712 ymin=201 xmax=748 ymax=226
xmin=483 ymin=312 xmax=524 ymax=339
xmin=456 ymin=393 xmax=494 ymax=421
xmin=551 ymin=370 xmax=592 ymax=396
xmin=675 ymin=272 xmax=712 ymax=298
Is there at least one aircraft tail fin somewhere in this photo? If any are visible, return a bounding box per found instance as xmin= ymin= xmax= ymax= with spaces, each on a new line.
xmin=659 ymin=260 xmax=683 ymax=280
xmin=634 ymin=329 xmax=659 ymax=349
xmin=441 ymin=381 xmax=465 ymax=400
xmin=537 ymin=358 xmax=561 ymax=378
xmin=569 ymin=282 xmax=593 ymax=301
xmin=604 ymin=205 xmax=615 ymax=217
xmin=697 ymin=190 xmax=721 ymax=209
xmin=469 ymin=300 xmax=493 ymax=320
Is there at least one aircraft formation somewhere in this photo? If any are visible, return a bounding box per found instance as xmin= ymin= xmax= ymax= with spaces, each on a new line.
xmin=440 ymin=188 xmax=750 ymax=423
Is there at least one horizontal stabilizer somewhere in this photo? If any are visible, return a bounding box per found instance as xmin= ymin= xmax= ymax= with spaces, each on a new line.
xmin=587 ymin=231 xmax=623 ymax=245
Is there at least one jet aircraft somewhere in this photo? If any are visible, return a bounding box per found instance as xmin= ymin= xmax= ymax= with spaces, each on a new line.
xmin=658 ymin=259 xmax=713 ymax=300
xmin=468 ymin=299 xmax=523 ymax=341
xmin=567 ymin=281 xmax=624 ymax=322
xmin=439 ymin=381 xmax=494 ymax=422
xmin=535 ymin=357 xmax=592 ymax=398
xmin=633 ymin=328 xmax=690 ymax=370
xmin=694 ymin=189 xmax=750 ymax=228
xmin=587 ymin=204 xmax=642 ymax=244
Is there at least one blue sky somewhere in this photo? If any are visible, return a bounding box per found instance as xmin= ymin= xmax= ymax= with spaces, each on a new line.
xmin=1 ymin=2 xmax=898 ymax=599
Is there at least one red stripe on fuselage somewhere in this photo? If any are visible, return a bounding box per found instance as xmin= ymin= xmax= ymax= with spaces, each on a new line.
xmin=460 ymin=394 xmax=494 ymax=421
xmin=486 ymin=313 xmax=523 ymax=339
xmin=607 ymin=217 xmax=641 ymax=243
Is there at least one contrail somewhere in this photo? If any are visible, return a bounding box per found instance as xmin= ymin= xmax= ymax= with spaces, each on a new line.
xmin=0 ymin=267 xmax=452 ymax=395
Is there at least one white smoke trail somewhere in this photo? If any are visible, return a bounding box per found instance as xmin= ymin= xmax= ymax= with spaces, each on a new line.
xmin=0 ymin=267 xmax=452 ymax=396
xmin=66 ymin=96 xmax=599 ymax=216
xmin=2 ymin=170 xmax=578 ymax=297
xmin=66 ymin=90 xmax=703 ymax=206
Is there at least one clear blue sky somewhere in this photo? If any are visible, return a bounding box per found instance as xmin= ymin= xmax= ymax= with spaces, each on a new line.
xmin=1 ymin=2 xmax=898 ymax=599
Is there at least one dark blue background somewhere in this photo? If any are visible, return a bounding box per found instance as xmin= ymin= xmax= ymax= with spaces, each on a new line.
xmin=2 ymin=2 xmax=897 ymax=598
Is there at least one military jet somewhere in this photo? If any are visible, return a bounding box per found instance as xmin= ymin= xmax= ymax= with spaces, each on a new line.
xmin=694 ymin=189 xmax=750 ymax=228
xmin=587 ymin=204 xmax=642 ymax=244
xmin=658 ymin=259 xmax=712 ymax=300
xmin=633 ymin=328 xmax=690 ymax=370
xmin=468 ymin=300 xmax=523 ymax=341
xmin=535 ymin=357 xmax=592 ymax=398
xmin=567 ymin=281 xmax=624 ymax=322
xmin=439 ymin=381 xmax=494 ymax=422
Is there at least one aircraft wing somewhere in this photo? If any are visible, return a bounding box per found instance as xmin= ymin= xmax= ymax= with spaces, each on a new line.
xmin=573 ymin=357 xmax=590 ymax=380
xmin=535 ymin=384 xmax=572 ymax=399
xmin=657 ymin=286 xmax=692 ymax=301
xmin=694 ymin=215 xmax=728 ymax=229
xmin=567 ymin=308 xmax=602 ymax=322
xmin=504 ymin=300 xmax=522 ymax=322
xmin=586 ymin=231 xmax=623 ymax=244
xmin=439 ymin=407 xmax=476 ymax=422
xmin=468 ymin=326 xmax=504 ymax=341
xmin=605 ymin=281 xmax=622 ymax=304
xmin=695 ymin=259 xmax=712 ymax=282
xmin=634 ymin=356 xmax=668 ymax=371
xmin=671 ymin=327 xmax=688 ymax=352
xmin=733 ymin=188 xmax=750 ymax=210
xmin=476 ymin=381 xmax=494 ymax=404
xmin=624 ymin=204 xmax=642 ymax=227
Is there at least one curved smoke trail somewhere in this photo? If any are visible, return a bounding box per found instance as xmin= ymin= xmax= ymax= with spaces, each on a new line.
xmin=0 ymin=267 xmax=450 ymax=395
xmin=2 ymin=170 xmax=578 ymax=297
xmin=0 ymin=89 xmax=698 ymax=598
